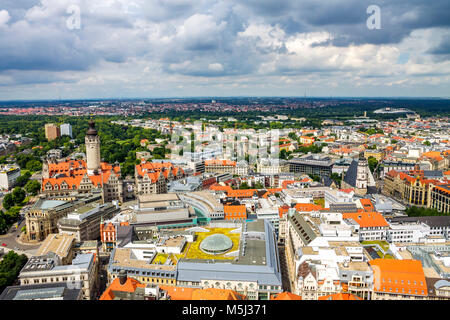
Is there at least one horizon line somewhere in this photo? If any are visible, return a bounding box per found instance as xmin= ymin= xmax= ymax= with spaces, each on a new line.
xmin=0 ymin=96 xmax=449 ymax=103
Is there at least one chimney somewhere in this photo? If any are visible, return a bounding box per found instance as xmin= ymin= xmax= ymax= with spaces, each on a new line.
xmin=118 ymin=270 xmax=127 ymax=285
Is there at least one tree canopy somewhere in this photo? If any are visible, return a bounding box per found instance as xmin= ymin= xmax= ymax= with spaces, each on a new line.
xmin=0 ymin=251 xmax=29 ymax=293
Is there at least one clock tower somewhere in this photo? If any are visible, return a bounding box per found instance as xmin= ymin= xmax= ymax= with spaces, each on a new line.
xmin=85 ymin=120 xmax=101 ymax=176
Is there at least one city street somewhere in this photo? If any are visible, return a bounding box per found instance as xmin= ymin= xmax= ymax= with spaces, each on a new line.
xmin=278 ymin=245 xmax=291 ymax=293
xmin=97 ymin=254 xmax=110 ymax=299
xmin=0 ymin=218 xmax=40 ymax=257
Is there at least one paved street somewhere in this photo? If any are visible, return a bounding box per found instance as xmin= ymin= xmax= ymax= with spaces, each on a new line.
xmin=97 ymin=254 xmax=110 ymax=299
xmin=278 ymin=245 xmax=291 ymax=293
xmin=0 ymin=218 xmax=40 ymax=257
xmin=30 ymin=171 xmax=42 ymax=181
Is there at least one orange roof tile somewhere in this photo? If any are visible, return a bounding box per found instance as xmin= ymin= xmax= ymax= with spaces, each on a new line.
xmin=342 ymin=211 xmax=388 ymax=228
xmin=359 ymin=199 xmax=375 ymax=212
xmin=99 ymin=277 xmax=146 ymax=300
xmin=224 ymin=205 xmax=246 ymax=215
xmin=227 ymin=189 xmax=257 ymax=198
xmin=294 ymin=203 xmax=324 ymax=212
xmin=191 ymin=288 xmax=246 ymax=300
xmin=204 ymin=159 xmax=236 ymax=166
xmin=270 ymin=292 xmax=302 ymax=300
xmin=160 ymin=286 xmax=196 ymax=300
xmin=136 ymin=161 xmax=184 ymax=182
xmin=421 ymin=151 xmax=443 ymax=161
xmin=369 ymin=259 xmax=427 ymax=296
xmin=160 ymin=286 xmax=245 ymax=300
xmin=209 ymin=184 xmax=233 ymax=192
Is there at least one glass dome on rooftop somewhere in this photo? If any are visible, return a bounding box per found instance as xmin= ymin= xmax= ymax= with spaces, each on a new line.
xmin=200 ymin=234 xmax=233 ymax=255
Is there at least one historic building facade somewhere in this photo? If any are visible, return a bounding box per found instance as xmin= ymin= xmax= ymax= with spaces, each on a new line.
xmin=41 ymin=121 xmax=123 ymax=203
xmin=135 ymin=161 xmax=185 ymax=196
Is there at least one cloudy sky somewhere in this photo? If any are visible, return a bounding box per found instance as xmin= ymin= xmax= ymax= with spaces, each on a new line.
xmin=0 ymin=0 xmax=449 ymax=100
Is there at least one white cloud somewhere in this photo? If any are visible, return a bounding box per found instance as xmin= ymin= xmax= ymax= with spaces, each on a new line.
xmin=0 ymin=10 xmax=10 ymax=27
xmin=0 ymin=0 xmax=448 ymax=98
xmin=208 ymin=63 xmax=224 ymax=72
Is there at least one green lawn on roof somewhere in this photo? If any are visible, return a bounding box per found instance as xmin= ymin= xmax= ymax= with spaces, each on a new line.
xmin=152 ymin=253 xmax=168 ymax=265
xmin=361 ymin=240 xmax=390 ymax=252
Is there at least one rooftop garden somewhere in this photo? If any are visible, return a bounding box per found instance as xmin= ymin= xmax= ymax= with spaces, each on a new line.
xmin=184 ymin=228 xmax=241 ymax=261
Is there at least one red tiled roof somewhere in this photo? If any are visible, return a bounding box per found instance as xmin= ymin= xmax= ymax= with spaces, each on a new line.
xmin=271 ymin=292 xmax=302 ymax=300
xmin=99 ymin=277 xmax=146 ymax=300
xmin=343 ymin=211 xmax=388 ymax=228
xmin=369 ymin=259 xmax=427 ymax=296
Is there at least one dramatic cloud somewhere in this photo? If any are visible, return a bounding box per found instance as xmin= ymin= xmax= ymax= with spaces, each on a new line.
xmin=0 ymin=0 xmax=449 ymax=99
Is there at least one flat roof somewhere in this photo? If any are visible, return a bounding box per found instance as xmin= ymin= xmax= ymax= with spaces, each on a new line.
xmin=111 ymin=248 xmax=176 ymax=271
xmin=74 ymin=240 xmax=98 ymax=249
xmin=38 ymin=200 xmax=68 ymax=210
xmin=138 ymin=193 xmax=180 ymax=203
xmin=0 ymin=283 xmax=82 ymax=300
xmin=36 ymin=234 xmax=75 ymax=258
xmin=338 ymin=261 xmax=371 ymax=272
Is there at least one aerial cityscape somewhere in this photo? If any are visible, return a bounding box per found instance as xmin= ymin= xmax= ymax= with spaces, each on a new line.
xmin=0 ymin=0 xmax=449 ymax=309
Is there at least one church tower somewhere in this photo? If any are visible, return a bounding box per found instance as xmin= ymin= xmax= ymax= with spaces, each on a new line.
xmin=85 ymin=120 xmax=101 ymax=176
xmin=355 ymin=152 xmax=369 ymax=190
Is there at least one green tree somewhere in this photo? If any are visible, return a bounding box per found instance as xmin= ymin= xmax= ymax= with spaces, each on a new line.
xmin=288 ymin=132 xmax=298 ymax=141
xmin=0 ymin=251 xmax=29 ymax=293
xmin=2 ymin=194 xmax=14 ymax=210
xmin=0 ymin=211 xmax=8 ymax=234
xmin=279 ymin=149 xmax=288 ymax=160
xmin=12 ymin=187 xmax=26 ymax=205
xmin=25 ymin=180 xmax=41 ymax=196
xmin=15 ymin=171 xmax=32 ymax=187
xmin=406 ymin=206 xmax=442 ymax=217
xmin=330 ymin=173 xmax=342 ymax=186
xmin=367 ymin=156 xmax=378 ymax=173
xmin=25 ymin=159 xmax=42 ymax=172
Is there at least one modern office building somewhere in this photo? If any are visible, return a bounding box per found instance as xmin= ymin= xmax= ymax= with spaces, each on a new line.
xmin=130 ymin=193 xmax=196 ymax=227
xmin=0 ymin=164 xmax=20 ymax=190
xmin=179 ymin=191 xmax=224 ymax=221
xmin=58 ymin=202 xmax=120 ymax=241
xmin=45 ymin=123 xmax=61 ymax=141
xmin=60 ymin=123 xmax=73 ymax=138
xmin=175 ymin=220 xmax=283 ymax=300
xmin=288 ymin=155 xmax=333 ymax=178
xmin=106 ymin=220 xmax=282 ymax=300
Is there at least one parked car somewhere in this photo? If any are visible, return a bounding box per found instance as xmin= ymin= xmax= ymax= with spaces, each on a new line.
xmin=1 ymin=243 xmax=7 ymax=247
